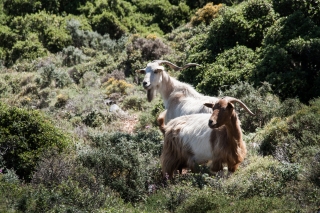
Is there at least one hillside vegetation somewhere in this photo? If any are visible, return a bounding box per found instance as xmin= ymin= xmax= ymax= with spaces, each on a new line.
xmin=0 ymin=0 xmax=319 ymax=212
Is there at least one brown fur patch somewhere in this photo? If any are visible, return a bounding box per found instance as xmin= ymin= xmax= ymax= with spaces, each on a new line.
xmin=160 ymin=123 xmax=195 ymax=178
xmin=208 ymin=102 xmax=247 ymax=173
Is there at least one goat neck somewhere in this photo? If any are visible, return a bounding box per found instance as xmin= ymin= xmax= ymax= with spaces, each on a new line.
xmin=158 ymin=71 xmax=178 ymax=108
xmin=224 ymin=112 xmax=242 ymax=147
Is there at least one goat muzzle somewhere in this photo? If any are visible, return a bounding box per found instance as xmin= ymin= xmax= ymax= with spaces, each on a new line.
xmin=143 ymin=81 xmax=150 ymax=89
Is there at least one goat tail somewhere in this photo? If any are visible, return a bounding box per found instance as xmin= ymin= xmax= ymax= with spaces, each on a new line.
xmin=157 ymin=110 xmax=167 ymax=134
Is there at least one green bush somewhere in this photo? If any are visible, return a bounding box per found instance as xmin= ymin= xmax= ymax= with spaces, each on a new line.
xmin=136 ymin=0 xmax=191 ymax=34
xmin=255 ymin=28 xmax=320 ymax=103
xmin=121 ymin=94 xmax=148 ymax=111
xmin=259 ymin=98 xmax=320 ymax=165
xmin=3 ymin=0 xmax=87 ymax=16
xmin=79 ymin=0 xmax=132 ymax=39
xmin=272 ymin=0 xmax=320 ymax=25
xmin=188 ymin=0 xmax=276 ymax=66
xmin=196 ymin=45 xmax=257 ymax=96
xmin=79 ymin=130 xmax=162 ymax=202
xmin=207 ymin=1 xmax=274 ymax=56
xmin=62 ymin=46 xmax=88 ymax=67
xmin=0 ymin=103 xmax=70 ymax=181
xmin=43 ymin=24 xmax=72 ymax=53
xmin=0 ymin=25 xmax=18 ymax=49
xmin=191 ymin=3 xmax=223 ymax=26
xmin=36 ymin=63 xmax=72 ymax=88
xmin=9 ymin=33 xmax=47 ymax=65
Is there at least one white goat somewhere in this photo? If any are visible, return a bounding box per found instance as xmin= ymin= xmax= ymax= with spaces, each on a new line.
xmin=136 ymin=60 xmax=219 ymax=124
xmin=157 ymin=96 xmax=255 ymax=178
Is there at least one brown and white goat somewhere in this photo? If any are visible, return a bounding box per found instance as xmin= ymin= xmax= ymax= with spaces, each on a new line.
xmin=158 ymin=97 xmax=254 ymax=178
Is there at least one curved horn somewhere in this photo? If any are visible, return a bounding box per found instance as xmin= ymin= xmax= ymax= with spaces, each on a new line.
xmin=223 ymin=96 xmax=255 ymax=116
xmin=136 ymin=68 xmax=146 ymax=74
xmin=153 ymin=60 xmax=200 ymax=71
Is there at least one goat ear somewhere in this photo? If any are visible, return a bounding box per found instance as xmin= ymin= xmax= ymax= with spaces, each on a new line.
xmin=154 ymin=68 xmax=163 ymax=73
xmin=227 ymin=102 xmax=234 ymax=109
xmin=204 ymin=103 xmax=213 ymax=108
xmin=136 ymin=69 xmax=146 ymax=74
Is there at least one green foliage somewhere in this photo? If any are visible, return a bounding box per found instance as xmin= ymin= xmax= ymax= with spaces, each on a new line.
xmin=136 ymin=0 xmax=191 ymax=34
xmin=15 ymin=180 xmax=109 ymax=212
xmin=225 ymin=156 xmax=299 ymax=198
xmin=0 ymin=103 xmax=70 ymax=181
xmin=36 ymin=63 xmax=72 ymax=88
xmin=0 ymin=25 xmax=18 ymax=49
xmin=258 ymin=98 xmax=320 ymax=166
xmin=272 ymin=0 xmax=320 ymax=25
xmin=82 ymin=110 xmax=114 ymax=127
xmin=186 ymin=0 xmax=276 ymax=71
xmin=79 ymin=130 xmax=162 ymax=202
xmin=177 ymin=193 xmax=294 ymax=213
xmin=191 ymin=3 xmax=223 ymax=26
xmin=3 ymin=0 xmax=87 ymax=16
xmin=103 ymin=77 xmax=133 ymax=95
xmin=62 ymin=46 xmax=88 ymax=67
xmin=204 ymin=1 xmax=275 ymax=59
xmin=121 ymin=94 xmax=148 ymax=111
xmin=255 ymin=12 xmax=320 ymax=103
xmin=79 ymin=0 xmax=131 ymax=39
xmin=9 ymin=33 xmax=47 ymax=65
xmin=43 ymin=24 xmax=72 ymax=52
xmin=196 ymin=45 xmax=257 ymax=96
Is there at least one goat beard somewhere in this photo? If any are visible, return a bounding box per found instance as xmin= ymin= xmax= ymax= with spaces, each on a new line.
xmin=147 ymin=89 xmax=155 ymax=102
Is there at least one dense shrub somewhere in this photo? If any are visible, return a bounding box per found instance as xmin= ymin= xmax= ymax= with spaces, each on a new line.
xmin=259 ymin=98 xmax=320 ymax=165
xmin=3 ymin=0 xmax=87 ymax=16
xmin=254 ymin=12 xmax=320 ymax=103
xmin=78 ymin=130 xmax=162 ymax=202
xmin=196 ymin=45 xmax=257 ymax=96
xmin=62 ymin=46 xmax=88 ymax=67
xmin=79 ymin=0 xmax=133 ymax=39
xmin=0 ymin=103 xmax=70 ymax=181
xmin=9 ymin=33 xmax=47 ymax=65
xmin=0 ymin=25 xmax=18 ymax=49
xmin=127 ymin=35 xmax=171 ymax=61
xmin=126 ymin=35 xmax=172 ymax=76
xmin=36 ymin=63 xmax=72 ymax=88
xmin=272 ymin=0 xmax=320 ymax=25
xmin=103 ymin=77 xmax=133 ymax=95
xmin=136 ymin=1 xmax=191 ymax=33
xmin=191 ymin=3 xmax=223 ymax=26
xmin=188 ymin=0 xmax=276 ymax=66
xmin=206 ymin=1 xmax=275 ymax=57
xmin=121 ymin=94 xmax=148 ymax=111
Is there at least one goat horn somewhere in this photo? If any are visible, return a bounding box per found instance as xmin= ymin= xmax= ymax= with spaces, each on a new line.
xmin=135 ymin=68 xmax=146 ymax=73
xmin=223 ymin=96 xmax=255 ymax=116
xmin=153 ymin=60 xmax=200 ymax=71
